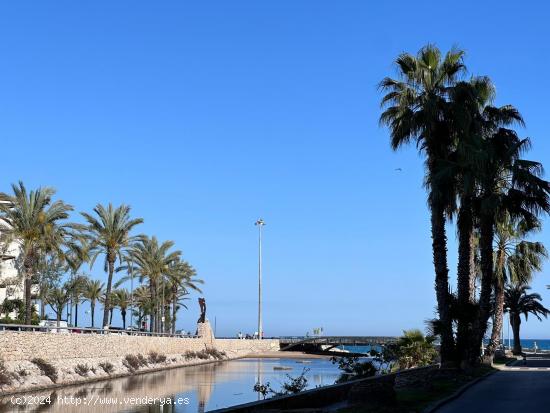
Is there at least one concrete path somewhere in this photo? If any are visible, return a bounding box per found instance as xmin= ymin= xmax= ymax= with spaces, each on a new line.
xmin=437 ymin=358 xmax=550 ymax=412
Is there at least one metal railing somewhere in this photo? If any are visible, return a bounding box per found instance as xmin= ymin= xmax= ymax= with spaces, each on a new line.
xmin=0 ymin=323 xmax=199 ymax=338
xmin=279 ymin=336 xmax=398 ymax=344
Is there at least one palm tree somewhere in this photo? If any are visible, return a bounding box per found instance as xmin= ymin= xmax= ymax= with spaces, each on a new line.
xmin=443 ymin=80 xmax=533 ymax=367
xmin=379 ymin=45 xmax=466 ymax=364
xmin=83 ymin=279 xmax=104 ymax=328
xmin=485 ymin=216 xmax=547 ymax=358
xmin=66 ymin=274 xmax=89 ymax=327
xmin=125 ymin=236 xmax=181 ymax=333
xmin=79 ymin=204 xmax=143 ymax=328
xmin=167 ymin=260 xmax=203 ymax=334
xmin=505 ymin=284 xmax=549 ymax=354
xmin=45 ymin=284 xmax=70 ymax=327
xmin=473 ymin=132 xmax=549 ymax=365
xmin=113 ymin=289 xmax=130 ymax=329
xmin=439 ymin=77 xmax=497 ymax=366
xmin=0 ymin=182 xmax=73 ymax=324
xmin=132 ymin=285 xmax=152 ymax=330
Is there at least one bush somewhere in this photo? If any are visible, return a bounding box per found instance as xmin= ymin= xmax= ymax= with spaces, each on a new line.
xmin=204 ymin=348 xmax=227 ymax=360
xmin=123 ymin=355 xmax=141 ymax=372
xmin=331 ymin=356 xmax=378 ymax=383
xmin=31 ymin=358 xmax=58 ymax=383
xmin=0 ymin=360 xmax=13 ymax=386
xmin=253 ymin=368 xmax=310 ymax=399
xmin=184 ymin=349 xmax=226 ymax=361
xmin=137 ymin=354 xmax=148 ymax=367
xmin=74 ymin=364 xmax=90 ymax=377
xmin=391 ymin=329 xmax=438 ymax=370
xmin=148 ymin=351 xmax=167 ymax=364
xmin=99 ymin=362 xmax=115 ymax=375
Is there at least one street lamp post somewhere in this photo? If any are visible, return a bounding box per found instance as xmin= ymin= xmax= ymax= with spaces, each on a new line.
xmin=255 ymin=218 xmax=265 ymax=339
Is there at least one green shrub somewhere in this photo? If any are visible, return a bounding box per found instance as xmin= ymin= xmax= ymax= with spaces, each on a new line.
xmin=98 ymin=362 xmax=114 ymax=375
xmin=390 ymin=329 xmax=438 ymax=370
xmin=74 ymin=364 xmax=90 ymax=377
xmin=31 ymin=358 xmax=58 ymax=383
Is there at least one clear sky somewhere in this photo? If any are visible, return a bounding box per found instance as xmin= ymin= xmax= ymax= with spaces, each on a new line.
xmin=1 ymin=1 xmax=549 ymax=338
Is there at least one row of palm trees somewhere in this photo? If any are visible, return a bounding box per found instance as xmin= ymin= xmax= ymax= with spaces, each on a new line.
xmin=380 ymin=45 xmax=550 ymax=368
xmin=0 ymin=182 xmax=203 ymax=333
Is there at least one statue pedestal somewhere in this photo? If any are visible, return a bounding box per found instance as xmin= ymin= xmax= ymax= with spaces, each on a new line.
xmin=196 ymin=321 xmax=215 ymax=346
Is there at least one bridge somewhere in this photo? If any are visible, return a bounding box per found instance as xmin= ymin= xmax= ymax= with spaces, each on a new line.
xmin=278 ymin=336 xmax=398 ymax=352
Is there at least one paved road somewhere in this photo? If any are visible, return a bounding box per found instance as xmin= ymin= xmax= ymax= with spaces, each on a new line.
xmin=437 ymin=360 xmax=550 ymax=412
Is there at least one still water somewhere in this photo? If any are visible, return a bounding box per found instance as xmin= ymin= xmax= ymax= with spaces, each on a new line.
xmin=0 ymin=358 xmax=342 ymax=413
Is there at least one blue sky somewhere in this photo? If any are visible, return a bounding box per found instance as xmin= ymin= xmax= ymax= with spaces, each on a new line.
xmin=1 ymin=1 xmax=550 ymax=338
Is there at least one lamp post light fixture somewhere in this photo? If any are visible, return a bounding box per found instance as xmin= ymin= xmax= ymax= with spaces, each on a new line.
xmin=255 ymin=218 xmax=265 ymax=340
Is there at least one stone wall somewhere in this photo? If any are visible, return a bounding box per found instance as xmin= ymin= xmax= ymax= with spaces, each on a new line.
xmin=0 ymin=330 xmax=280 ymax=395
xmin=0 ymin=331 xmax=280 ymax=362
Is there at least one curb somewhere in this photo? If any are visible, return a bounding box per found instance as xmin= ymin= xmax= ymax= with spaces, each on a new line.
xmin=422 ymin=369 xmax=497 ymax=413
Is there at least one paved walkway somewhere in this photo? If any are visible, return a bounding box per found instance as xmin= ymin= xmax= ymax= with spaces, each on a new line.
xmin=437 ymin=358 xmax=550 ymax=412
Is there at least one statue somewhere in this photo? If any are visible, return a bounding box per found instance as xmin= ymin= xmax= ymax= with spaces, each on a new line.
xmin=197 ymin=297 xmax=206 ymax=323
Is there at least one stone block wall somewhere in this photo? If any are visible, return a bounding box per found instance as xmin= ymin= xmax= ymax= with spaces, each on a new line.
xmin=0 ymin=331 xmax=280 ymax=362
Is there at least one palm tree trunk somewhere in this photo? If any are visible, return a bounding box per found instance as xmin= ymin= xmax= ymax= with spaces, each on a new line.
xmin=171 ymin=290 xmax=177 ymax=335
xmin=472 ymin=216 xmax=495 ymax=365
xmin=40 ymin=298 xmax=45 ymax=320
xmin=102 ymin=257 xmax=115 ymax=328
xmin=75 ymin=301 xmax=79 ymax=327
xmin=149 ymin=283 xmax=156 ymax=333
xmin=91 ymin=301 xmax=95 ymax=328
xmin=431 ymin=205 xmax=454 ymax=365
xmin=122 ymin=310 xmax=126 ymax=329
xmin=456 ymin=198 xmax=474 ymax=367
xmin=110 ymin=308 xmax=114 ymax=325
xmin=56 ymin=306 xmax=62 ymax=327
xmin=23 ymin=254 xmax=34 ymax=324
xmin=487 ymin=279 xmax=505 ymax=354
xmin=511 ymin=314 xmax=522 ymax=355
xmin=468 ymin=231 xmax=476 ymax=302
xmin=486 ymin=250 xmax=507 ymax=360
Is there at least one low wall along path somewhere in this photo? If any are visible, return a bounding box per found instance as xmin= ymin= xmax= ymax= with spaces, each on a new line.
xmin=0 ymin=321 xmax=280 ymax=395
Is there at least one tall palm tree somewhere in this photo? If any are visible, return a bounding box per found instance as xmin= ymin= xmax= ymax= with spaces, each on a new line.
xmin=379 ymin=45 xmax=466 ymax=364
xmin=437 ymin=77 xmax=497 ymax=366
xmin=83 ymin=279 xmax=104 ymax=328
xmin=485 ymin=216 xmax=546 ymax=357
xmin=505 ymin=284 xmax=549 ymax=354
xmin=79 ymin=204 xmax=143 ymax=328
xmin=473 ymin=133 xmax=549 ymax=365
xmin=0 ymin=182 xmax=73 ymax=324
xmin=442 ymin=80 xmax=531 ymax=367
xmin=123 ymin=236 xmax=181 ymax=333
xmin=167 ymin=260 xmax=203 ymax=334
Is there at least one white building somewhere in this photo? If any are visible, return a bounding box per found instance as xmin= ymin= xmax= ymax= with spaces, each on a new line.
xmin=0 ymin=240 xmax=24 ymax=318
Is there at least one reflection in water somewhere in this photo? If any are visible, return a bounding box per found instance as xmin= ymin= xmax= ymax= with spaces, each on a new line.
xmin=0 ymin=358 xmax=341 ymax=413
